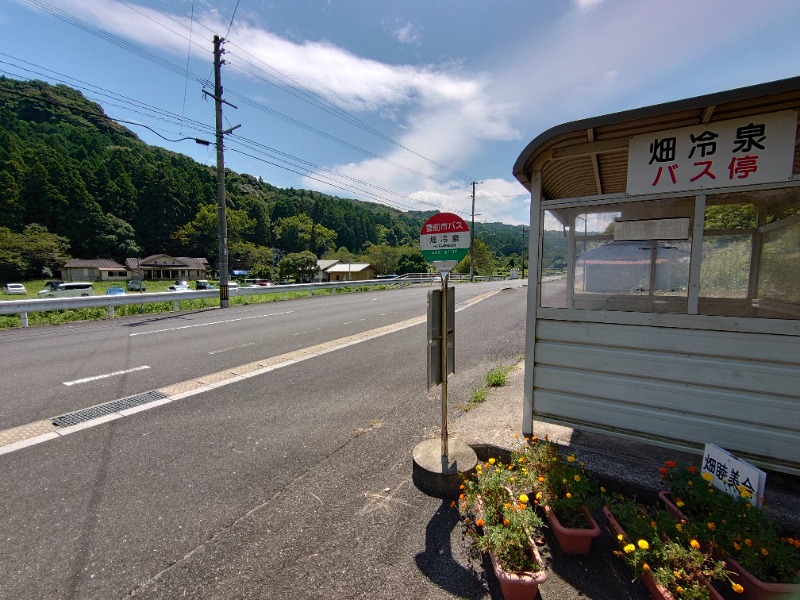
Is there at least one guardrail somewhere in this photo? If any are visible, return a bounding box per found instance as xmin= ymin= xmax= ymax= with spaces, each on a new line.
xmin=0 ymin=277 xmax=435 ymax=328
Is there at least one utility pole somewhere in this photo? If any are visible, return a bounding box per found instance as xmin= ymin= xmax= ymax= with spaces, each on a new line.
xmin=469 ymin=181 xmax=479 ymax=281
xmin=206 ymin=36 xmax=240 ymax=308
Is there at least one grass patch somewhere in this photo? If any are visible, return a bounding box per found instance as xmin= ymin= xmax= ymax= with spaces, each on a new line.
xmin=486 ymin=365 xmax=514 ymax=387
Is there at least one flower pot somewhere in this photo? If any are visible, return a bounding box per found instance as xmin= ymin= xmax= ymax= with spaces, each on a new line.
xmin=489 ymin=540 xmax=548 ymax=600
xmin=544 ymin=505 xmax=601 ymax=555
xmin=725 ymin=556 xmax=800 ymax=600
xmin=603 ymin=506 xmax=725 ymax=600
xmin=658 ymin=490 xmax=688 ymax=522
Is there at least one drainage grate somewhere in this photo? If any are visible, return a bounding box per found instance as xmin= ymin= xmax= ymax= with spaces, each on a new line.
xmin=52 ymin=391 xmax=168 ymax=428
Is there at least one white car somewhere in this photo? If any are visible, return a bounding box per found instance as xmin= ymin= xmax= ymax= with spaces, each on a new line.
xmin=3 ymin=283 xmax=26 ymax=295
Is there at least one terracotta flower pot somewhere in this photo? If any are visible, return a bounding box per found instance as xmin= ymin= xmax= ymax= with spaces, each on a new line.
xmin=544 ymin=505 xmax=601 ymax=555
xmin=659 ymin=493 xmax=800 ymax=600
xmin=603 ymin=506 xmax=724 ymax=600
xmin=725 ymin=556 xmax=800 ymax=600
xmin=489 ymin=540 xmax=548 ymax=600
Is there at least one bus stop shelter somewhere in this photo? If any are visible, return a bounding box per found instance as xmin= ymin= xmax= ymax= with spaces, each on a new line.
xmin=513 ymin=76 xmax=800 ymax=475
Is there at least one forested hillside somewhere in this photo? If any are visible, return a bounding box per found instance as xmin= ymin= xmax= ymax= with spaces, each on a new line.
xmin=0 ymin=77 xmax=540 ymax=281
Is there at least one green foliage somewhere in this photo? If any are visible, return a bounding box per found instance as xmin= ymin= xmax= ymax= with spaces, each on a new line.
xmin=278 ymin=251 xmax=318 ymax=282
xmin=455 ymin=238 xmax=495 ymax=275
xmin=486 ymin=365 xmax=513 ymax=387
xmin=0 ymin=224 xmax=71 ymax=280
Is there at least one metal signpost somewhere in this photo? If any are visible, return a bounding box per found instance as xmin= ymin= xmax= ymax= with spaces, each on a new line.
xmin=420 ymin=212 xmax=470 ymax=458
xmin=412 ymin=212 xmax=476 ymax=496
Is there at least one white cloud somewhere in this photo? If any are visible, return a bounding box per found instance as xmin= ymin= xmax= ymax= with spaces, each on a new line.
xmin=382 ymin=18 xmax=421 ymax=45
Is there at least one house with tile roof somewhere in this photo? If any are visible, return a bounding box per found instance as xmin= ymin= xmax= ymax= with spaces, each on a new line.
xmin=61 ymin=259 xmax=128 ymax=282
xmin=124 ymin=254 xmax=210 ymax=282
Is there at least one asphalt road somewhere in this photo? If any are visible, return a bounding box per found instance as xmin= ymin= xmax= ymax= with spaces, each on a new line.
xmin=0 ymin=280 xmax=534 ymax=599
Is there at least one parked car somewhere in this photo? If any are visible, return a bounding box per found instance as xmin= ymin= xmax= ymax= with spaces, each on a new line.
xmin=44 ymin=280 xmax=64 ymax=290
xmin=167 ymin=284 xmax=190 ymax=292
xmin=127 ymin=279 xmax=146 ymax=291
xmin=3 ymin=283 xmax=26 ymax=295
xmin=195 ymin=280 xmax=217 ymax=290
xmin=256 ymin=280 xmax=275 ymax=287
xmin=106 ymin=286 xmax=126 ymax=295
xmin=37 ymin=282 xmax=94 ymax=297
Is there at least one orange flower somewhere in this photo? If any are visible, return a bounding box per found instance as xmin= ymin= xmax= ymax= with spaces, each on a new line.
xmin=664 ymin=460 xmax=676 ymax=468
xmin=707 ymin=522 xmax=716 ymax=531
xmin=690 ymin=539 xmax=700 ymax=549
xmin=688 ymin=465 xmax=697 ymax=474
xmin=449 ymin=500 xmax=456 ymax=508
xmin=503 ymin=518 xmax=510 ymax=527
xmin=475 ymin=518 xmax=484 ymax=527
xmin=761 ymin=548 xmax=769 ymax=556
xmin=732 ymin=583 xmax=744 ymax=594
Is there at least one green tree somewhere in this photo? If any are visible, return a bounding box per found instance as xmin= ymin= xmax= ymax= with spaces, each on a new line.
xmin=455 ymin=239 xmax=495 ymax=275
xmin=0 ymin=224 xmax=71 ymax=280
xmin=362 ymin=243 xmax=401 ymax=275
xmin=278 ymin=251 xmax=318 ymax=283
xmin=396 ymin=247 xmax=428 ymax=274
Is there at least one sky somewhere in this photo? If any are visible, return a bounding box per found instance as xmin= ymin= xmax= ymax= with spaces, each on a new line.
xmin=3 ymin=0 xmax=800 ymax=227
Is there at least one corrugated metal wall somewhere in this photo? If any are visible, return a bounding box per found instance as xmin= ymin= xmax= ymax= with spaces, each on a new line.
xmin=531 ymin=312 xmax=800 ymax=474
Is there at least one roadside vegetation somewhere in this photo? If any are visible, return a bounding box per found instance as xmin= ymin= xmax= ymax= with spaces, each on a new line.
xmin=465 ymin=363 xmax=517 ymax=411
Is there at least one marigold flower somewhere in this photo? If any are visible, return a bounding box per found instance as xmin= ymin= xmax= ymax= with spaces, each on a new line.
xmin=574 ymin=474 xmax=581 ymax=482
xmin=617 ymin=534 xmax=624 ymax=541
xmin=566 ymin=493 xmax=572 ymax=499
xmin=676 ymin=524 xmax=684 ymax=532
xmin=637 ymin=539 xmax=649 ymax=550
xmin=538 ymin=476 xmax=545 ymax=483
xmin=459 ymin=493 xmax=465 ymax=500
xmin=475 ymin=518 xmax=484 ymax=527
xmin=659 ymin=467 xmax=668 ymax=475
xmin=664 ymin=460 xmax=676 ymax=468
xmin=488 ymin=458 xmax=496 ymax=465
xmin=761 ymin=547 xmax=768 ymax=556
xmin=450 ymin=500 xmax=456 ymax=508
xmin=676 ymin=499 xmax=685 ymax=507
xmin=688 ymin=465 xmax=697 ymax=474
xmin=732 ymin=583 xmax=744 ymax=594
xmin=702 ymin=472 xmax=714 ymax=482
xmin=505 ymin=502 xmax=512 ymax=509
xmin=600 ymin=486 xmax=606 ymax=493
xmin=624 ymin=544 xmax=636 ymax=554
xmin=744 ymin=538 xmax=752 ymax=546
xmin=519 ymin=493 xmax=529 ymax=503
xmin=690 ymin=539 xmax=700 ymax=549
xmin=503 ymin=518 xmax=510 ymax=527
xmin=676 ymin=586 xmax=684 ymax=594
xmin=642 ymin=563 xmax=650 ymax=571
xmin=673 ymin=570 xmax=681 ymax=580
xmin=707 ymin=522 xmax=716 ymax=531
xmin=518 ymin=503 xmax=527 ymax=510
xmin=535 ymin=492 xmax=542 ymax=500
xmin=567 ymin=455 xmax=576 ymax=462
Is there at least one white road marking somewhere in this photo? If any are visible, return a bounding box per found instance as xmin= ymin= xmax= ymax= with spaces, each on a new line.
xmin=370 ymin=297 xmax=383 ymax=301
xmin=293 ymin=328 xmax=322 ymax=336
xmin=209 ymin=343 xmax=255 ymax=355
xmin=63 ymin=365 xmax=150 ymax=386
xmin=343 ymin=318 xmax=366 ymax=325
xmin=130 ymin=310 xmax=293 ymax=336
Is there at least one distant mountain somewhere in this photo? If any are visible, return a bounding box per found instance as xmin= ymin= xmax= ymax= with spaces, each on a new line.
xmin=0 ymin=76 xmax=530 ymax=269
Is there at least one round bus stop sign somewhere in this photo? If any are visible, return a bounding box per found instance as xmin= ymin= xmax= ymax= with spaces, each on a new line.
xmin=420 ymin=213 xmax=470 ymax=271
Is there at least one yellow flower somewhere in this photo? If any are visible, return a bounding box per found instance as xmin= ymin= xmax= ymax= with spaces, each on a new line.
xmin=690 ymin=539 xmax=700 ymax=549
xmin=676 ymin=523 xmax=684 ymax=532
xmin=744 ymin=538 xmax=752 ymax=546
xmin=737 ymin=485 xmax=752 ymax=499
xmin=538 ymin=476 xmax=545 ymax=483
xmin=761 ymin=548 xmax=769 ymax=556
xmin=702 ymin=472 xmax=714 ymax=482
xmin=488 ymin=458 xmax=496 ymax=465
xmin=617 ymin=534 xmax=624 ymax=541
xmin=732 ymin=583 xmax=744 ymax=594
xmin=573 ymin=474 xmax=581 ymax=482
xmin=637 ymin=539 xmax=649 ymax=550
xmin=519 ymin=493 xmax=529 ymax=503
xmin=676 ymin=500 xmax=685 ymax=507
xmin=567 ymin=455 xmax=576 ymax=462
xmin=642 ymin=563 xmax=650 ymax=571
xmin=707 ymin=522 xmax=716 ymax=531
xmin=535 ymin=492 xmax=542 ymax=500
xmin=600 ymin=486 xmax=606 ymax=493
xmin=733 ymin=541 xmax=742 ymax=551
xmin=624 ymin=544 xmax=636 ymax=554
xmin=566 ymin=493 xmax=572 ymax=499
xmin=676 ymin=586 xmax=684 ymax=594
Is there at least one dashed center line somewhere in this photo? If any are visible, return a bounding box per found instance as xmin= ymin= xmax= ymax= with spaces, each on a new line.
xmin=209 ymin=343 xmax=255 ymax=355
xmin=130 ymin=310 xmax=293 ymax=336
xmin=343 ymin=318 xmax=366 ymax=325
xmin=63 ymin=366 xmax=150 ymax=386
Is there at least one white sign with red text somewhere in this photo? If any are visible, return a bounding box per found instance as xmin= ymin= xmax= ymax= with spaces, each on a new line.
xmin=627 ymin=110 xmax=797 ymax=196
